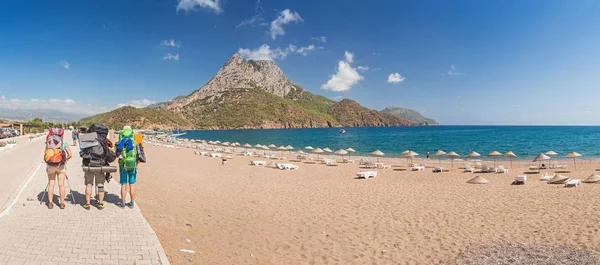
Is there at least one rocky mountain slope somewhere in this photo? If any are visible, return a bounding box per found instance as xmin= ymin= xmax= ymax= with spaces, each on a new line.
xmin=381 ymin=107 xmax=438 ymax=125
xmin=82 ymin=54 xmax=423 ymax=129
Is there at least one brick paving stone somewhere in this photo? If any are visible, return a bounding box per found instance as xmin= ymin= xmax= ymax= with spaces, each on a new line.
xmin=0 ymin=134 xmax=170 ymax=265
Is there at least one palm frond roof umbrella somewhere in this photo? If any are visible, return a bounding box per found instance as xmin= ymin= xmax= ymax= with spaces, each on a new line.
xmin=277 ymin=146 xmax=287 ymax=151
xmin=504 ymin=151 xmax=517 ymax=168
xmin=370 ymin=150 xmax=384 ymax=163
xmin=243 ymin=143 xmax=252 ymax=148
xmin=403 ymin=150 xmax=419 ymax=166
xmin=565 ymin=152 xmax=582 ymax=169
xmin=467 ymin=151 xmax=481 ymax=158
xmin=260 ymin=145 xmax=270 ymax=150
xmin=312 ymin=147 xmax=324 ymax=159
xmin=254 ymin=144 xmax=262 ymax=148
xmin=583 ymin=174 xmax=600 ymax=183
xmin=533 ymin=153 xmax=551 ymax=172
xmin=434 ymin=150 xmax=446 ymax=166
xmin=268 ymin=144 xmax=277 ymax=148
xmin=545 ymin=151 xmax=558 ymax=156
xmin=323 ymin=147 xmax=333 ymax=153
xmin=346 ymin=148 xmax=356 ymax=153
xmin=487 ymin=151 xmax=503 ymax=167
xmin=285 ymin=145 xmax=294 ymax=150
xmin=335 ymin=149 xmax=348 ymax=161
xmin=446 ymin=151 xmax=460 ymax=171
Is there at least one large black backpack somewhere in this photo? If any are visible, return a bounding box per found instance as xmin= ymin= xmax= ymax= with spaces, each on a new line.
xmin=80 ymin=124 xmax=116 ymax=167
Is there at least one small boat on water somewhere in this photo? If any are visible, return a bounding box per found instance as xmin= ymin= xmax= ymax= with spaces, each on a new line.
xmin=340 ymin=129 xmax=346 ymax=134
xmin=167 ymin=124 xmax=187 ymax=138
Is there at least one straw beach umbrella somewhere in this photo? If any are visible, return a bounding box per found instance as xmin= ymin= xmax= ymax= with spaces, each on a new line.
xmin=533 ymin=153 xmax=551 ymax=172
xmin=346 ymin=148 xmax=356 ymax=153
xmin=546 ymin=151 xmax=558 ymax=156
xmin=277 ymin=146 xmax=287 ymax=156
xmin=446 ymin=151 xmax=460 ymax=171
xmin=268 ymin=144 xmax=277 ymax=149
xmin=583 ymin=174 xmax=600 ymax=183
xmin=565 ymin=152 xmax=582 ymax=169
xmin=504 ymin=151 xmax=517 ymax=168
xmin=404 ymin=150 xmax=419 ymax=165
xmin=487 ymin=151 xmax=502 ymax=167
xmin=434 ymin=150 xmax=446 ymax=166
xmin=305 ymin=146 xmax=314 ymax=150
xmin=312 ymin=148 xmax=324 ymax=159
xmin=467 ymin=176 xmax=489 ymax=184
xmin=323 ymin=147 xmax=333 ymax=153
xmin=335 ymin=149 xmax=348 ymax=160
xmin=285 ymin=145 xmax=294 ymax=154
xmin=370 ymin=150 xmax=385 ymax=163
xmin=467 ymin=151 xmax=481 ymax=160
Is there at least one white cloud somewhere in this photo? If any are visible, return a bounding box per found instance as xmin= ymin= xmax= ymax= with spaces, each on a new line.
xmin=322 ymin=51 xmax=364 ymax=92
xmin=162 ymin=53 xmax=180 ymax=61
xmin=344 ymin=51 xmax=354 ymax=64
xmin=236 ymin=14 xmax=268 ymax=28
xmin=0 ymin=97 xmax=108 ymax=116
xmin=447 ymin=64 xmax=465 ymax=76
xmin=176 ymin=0 xmax=222 ymax=14
xmin=117 ymin=99 xmax=158 ymax=108
xmin=59 ymin=61 xmax=70 ymax=70
xmin=238 ymin=44 xmax=289 ymax=61
xmin=161 ymin=39 xmax=181 ymax=48
xmin=238 ymin=43 xmax=320 ymax=60
xmin=387 ymin=73 xmax=405 ymax=83
xmin=372 ymin=67 xmax=382 ymax=71
xmin=269 ymin=9 xmax=303 ymax=39
xmin=296 ymin=44 xmax=315 ymax=56
xmin=312 ymin=36 xmax=327 ymax=43
xmin=357 ymin=66 xmax=369 ymax=72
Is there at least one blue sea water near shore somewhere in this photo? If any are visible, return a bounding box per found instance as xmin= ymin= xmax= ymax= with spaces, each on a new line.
xmin=180 ymin=126 xmax=600 ymax=159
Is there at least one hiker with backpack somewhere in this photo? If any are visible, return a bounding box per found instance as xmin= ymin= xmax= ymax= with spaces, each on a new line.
xmin=72 ymin=128 xmax=78 ymax=146
xmin=44 ymin=128 xmax=72 ymax=209
xmin=115 ymin=125 xmax=146 ymax=208
xmin=79 ymin=124 xmax=116 ymax=210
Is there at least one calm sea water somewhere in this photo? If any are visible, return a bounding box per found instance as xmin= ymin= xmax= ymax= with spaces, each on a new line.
xmin=180 ymin=126 xmax=600 ymax=159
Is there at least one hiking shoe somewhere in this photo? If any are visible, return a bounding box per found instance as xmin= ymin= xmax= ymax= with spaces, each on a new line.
xmin=47 ymin=202 xmax=53 ymax=209
xmin=119 ymin=202 xmax=126 ymax=208
xmin=97 ymin=203 xmax=105 ymax=210
xmin=83 ymin=204 xmax=91 ymax=210
xmin=59 ymin=203 xmax=65 ymax=209
xmin=127 ymin=201 xmax=135 ymax=209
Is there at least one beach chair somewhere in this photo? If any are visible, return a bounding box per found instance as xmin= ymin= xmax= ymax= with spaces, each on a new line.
xmin=480 ymin=165 xmax=494 ymax=173
xmin=277 ymin=163 xmax=299 ymax=170
xmin=496 ymin=165 xmax=508 ymax=174
xmin=359 ymin=158 xmax=372 ymax=165
xmin=464 ymin=164 xmax=475 ymax=172
xmin=529 ymin=166 xmax=538 ymax=171
xmin=243 ymin=152 xmax=253 ymax=156
xmin=412 ymin=165 xmax=425 ymax=171
xmin=432 ymin=166 xmax=444 ymax=173
xmin=356 ymin=171 xmax=377 ymax=179
xmin=514 ymin=175 xmax=527 ymax=184
xmin=564 ymin=179 xmax=582 ymax=188
xmin=250 ymin=160 xmax=267 ymax=166
xmin=377 ymin=163 xmax=391 ymax=169
xmin=363 ymin=161 xmax=377 ymax=169
xmin=209 ymin=153 xmax=222 ymax=158
xmin=343 ymin=159 xmax=354 ymax=163
xmin=540 ymin=173 xmax=553 ymax=181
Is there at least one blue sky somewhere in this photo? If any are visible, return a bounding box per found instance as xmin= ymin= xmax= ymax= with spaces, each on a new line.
xmin=1 ymin=0 xmax=599 ymax=124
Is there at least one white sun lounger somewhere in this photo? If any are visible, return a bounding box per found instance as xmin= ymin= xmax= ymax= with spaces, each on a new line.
xmin=251 ymin=160 xmax=267 ymax=166
xmin=540 ymin=173 xmax=553 ymax=181
xmin=496 ymin=165 xmax=508 ymax=174
xmin=242 ymin=152 xmax=253 ymax=156
xmin=276 ymin=163 xmax=299 ymax=170
xmin=209 ymin=153 xmax=222 ymax=158
xmin=464 ymin=166 xmax=475 ymax=172
xmin=193 ymin=151 xmax=200 ymax=155
xmin=515 ymin=175 xmax=527 ymax=184
xmin=564 ymin=179 xmax=582 ymax=188
xmin=356 ymin=171 xmax=377 ymax=179
xmin=412 ymin=165 xmax=425 ymax=171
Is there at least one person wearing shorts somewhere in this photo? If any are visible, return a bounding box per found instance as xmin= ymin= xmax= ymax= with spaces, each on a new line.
xmin=119 ymin=167 xmax=137 ymax=209
xmin=84 ymin=171 xmax=106 ymax=210
xmin=45 ymin=133 xmax=72 ymax=210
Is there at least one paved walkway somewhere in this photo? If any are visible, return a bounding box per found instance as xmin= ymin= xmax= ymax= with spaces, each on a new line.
xmin=0 ymin=132 xmax=170 ymax=265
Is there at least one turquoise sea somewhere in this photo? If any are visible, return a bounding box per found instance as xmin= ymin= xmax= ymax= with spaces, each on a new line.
xmin=181 ymin=126 xmax=600 ymax=159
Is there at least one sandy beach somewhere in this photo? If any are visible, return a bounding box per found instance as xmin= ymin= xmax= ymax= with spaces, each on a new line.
xmin=134 ymin=142 xmax=600 ymax=264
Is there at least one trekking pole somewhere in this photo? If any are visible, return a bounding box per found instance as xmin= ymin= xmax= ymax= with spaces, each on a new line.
xmin=64 ymin=165 xmax=76 ymax=204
